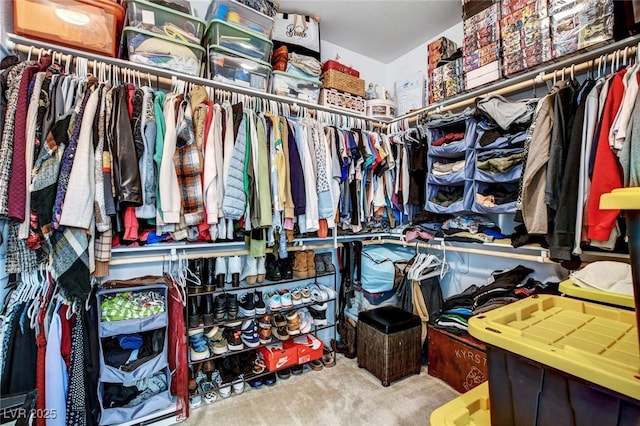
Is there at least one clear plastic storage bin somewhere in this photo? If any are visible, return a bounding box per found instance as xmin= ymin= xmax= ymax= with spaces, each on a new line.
xmin=205 ymin=0 xmax=274 ymax=38
xmin=123 ymin=27 xmax=205 ymax=76
xmin=205 ymin=19 xmax=273 ymax=62
xmin=126 ymin=0 xmax=206 ymax=44
xmin=208 ymin=45 xmax=272 ymax=92
xmin=270 ymin=71 xmax=321 ymax=103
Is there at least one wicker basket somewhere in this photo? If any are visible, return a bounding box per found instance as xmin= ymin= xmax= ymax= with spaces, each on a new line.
xmin=321 ymin=69 xmax=366 ymax=98
xmin=319 ymin=89 xmax=366 ymax=115
xmin=356 ymin=307 xmax=422 ymax=386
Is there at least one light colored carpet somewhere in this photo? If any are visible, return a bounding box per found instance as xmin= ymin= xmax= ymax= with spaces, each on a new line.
xmin=183 ymin=355 xmax=460 ymax=426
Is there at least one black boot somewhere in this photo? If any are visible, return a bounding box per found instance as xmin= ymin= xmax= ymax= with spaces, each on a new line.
xmin=227 ymin=293 xmax=239 ymax=320
xmin=200 ymin=294 xmax=215 ymax=326
xmin=214 ymin=294 xmax=227 ymax=322
xmin=188 ymin=297 xmax=201 ymax=328
xmin=204 ymin=258 xmax=216 ymax=292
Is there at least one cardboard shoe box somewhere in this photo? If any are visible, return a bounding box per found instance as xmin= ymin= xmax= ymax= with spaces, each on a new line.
xmin=258 ymin=342 xmax=298 ymax=371
xmin=427 ymin=324 xmax=488 ymax=393
xmin=283 ymin=334 xmax=324 ymax=364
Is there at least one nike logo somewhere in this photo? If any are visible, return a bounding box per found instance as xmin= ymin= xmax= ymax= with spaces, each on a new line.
xmin=275 ymin=356 xmax=290 ymax=369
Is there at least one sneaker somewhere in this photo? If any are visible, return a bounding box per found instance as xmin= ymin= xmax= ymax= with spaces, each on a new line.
xmin=253 ymin=353 xmax=267 ymax=373
xmin=286 ymin=311 xmax=301 ymax=335
xmin=190 ymin=344 xmax=210 ymax=362
xmin=240 ymin=320 xmax=260 ymax=348
xmin=258 ymin=314 xmax=272 ymax=329
xmin=318 ymin=284 xmax=337 ymax=300
xmin=263 ymin=373 xmax=277 ymax=386
xmin=291 ymin=364 xmax=304 ymax=375
xmin=280 ymin=290 xmax=293 ymax=308
xmin=291 ymin=289 xmax=303 ymax=305
xmin=321 ymin=252 xmax=336 ymax=273
xmin=310 ymin=358 xmax=324 ymax=371
xmin=272 ymin=325 xmax=290 ymax=341
xmin=232 ymin=379 xmax=245 ymax=394
xmin=248 ymin=378 xmax=263 ymax=389
xmin=225 ymin=327 xmax=244 ymax=351
xmin=256 ymin=256 xmax=266 ymax=283
xmin=205 ymin=326 xmax=220 ymax=340
xmin=300 ymin=287 xmax=311 ymax=303
xmin=310 ymin=284 xmax=329 ymax=302
xmin=277 ymin=368 xmax=291 ymax=380
xmin=211 ymin=336 xmax=228 ymax=355
xmin=254 ymin=291 xmax=266 ymax=314
xmin=240 ymin=256 xmax=258 ymax=285
xmin=266 ymin=292 xmax=282 ymax=311
xmin=308 ymin=305 xmax=328 ymax=326
xmin=202 ymin=381 xmax=217 ymax=404
xmin=238 ymin=292 xmax=255 ymax=317
xmin=298 ymin=309 xmax=313 ymax=334
xmin=258 ymin=327 xmax=272 ymax=344
xmin=314 ymin=253 xmax=326 ymax=274
xmin=311 ymin=302 xmax=328 ymax=311
xmin=273 ymin=313 xmax=287 ymax=327
xmin=189 ymin=393 xmax=202 ymax=409
xmin=218 ymin=384 xmax=232 ymax=399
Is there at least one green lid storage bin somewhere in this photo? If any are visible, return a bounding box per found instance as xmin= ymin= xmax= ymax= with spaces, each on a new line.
xmin=205 ymin=19 xmax=273 ymax=62
xmin=126 ymin=0 xmax=206 ymax=44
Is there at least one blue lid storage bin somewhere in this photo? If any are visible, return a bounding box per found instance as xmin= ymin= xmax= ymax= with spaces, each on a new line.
xmin=205 ymin=0 xmax=275 ymax=38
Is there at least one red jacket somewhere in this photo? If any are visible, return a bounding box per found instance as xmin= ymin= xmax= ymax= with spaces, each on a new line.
xmin=587 ymin=69 xmax=627 ymax=241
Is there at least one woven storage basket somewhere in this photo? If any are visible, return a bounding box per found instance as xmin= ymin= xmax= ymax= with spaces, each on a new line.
xmin=321 ymin=69 xmax=366 ymax=98
xmin=357 ymin=307 xmax=422 ymax=386
xmin=319 ymin=89 xmax=366 ymax=115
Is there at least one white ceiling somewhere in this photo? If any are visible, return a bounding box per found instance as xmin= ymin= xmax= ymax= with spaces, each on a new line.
xmin=276 ymin=0 xmax=463 ymax=63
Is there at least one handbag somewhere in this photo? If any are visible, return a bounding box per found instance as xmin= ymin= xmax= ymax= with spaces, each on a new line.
xmin=272 ymin=12 xmax=321 ymax=59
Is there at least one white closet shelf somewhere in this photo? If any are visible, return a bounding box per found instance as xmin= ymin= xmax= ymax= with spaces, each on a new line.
xmin=385 ymin=34 xmax=640 ymax=126
xmin=107 ymin=231 xmax=568 ymax=266
xmin=6 ymin=33 xmax=385 ymax=126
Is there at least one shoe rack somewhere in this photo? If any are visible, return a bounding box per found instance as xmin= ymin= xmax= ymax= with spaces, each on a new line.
xmin=185 ymin=249 xmax=338 ymax=404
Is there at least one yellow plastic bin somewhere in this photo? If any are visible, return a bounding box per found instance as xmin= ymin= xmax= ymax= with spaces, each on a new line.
xmin=601 ymin=187 xmax=640 ymax=346
xmin=430 ymin=382 xmax=490 ymax=426
xmin=559 ymin=278 xmax=635 ymax=310
xmin=469 ymin=295 xmax=640 ymax=426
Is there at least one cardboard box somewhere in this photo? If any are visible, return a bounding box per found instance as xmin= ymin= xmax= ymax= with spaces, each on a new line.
xmin=283 ymin=334 xmax=324 ymax=364
xmin=465 ymin=61 xmax=501 ymax=90
xmin=258 ymin=342 xmax=298 ymax=371
xmin=427 ymin=325 xmax=488 ymax=393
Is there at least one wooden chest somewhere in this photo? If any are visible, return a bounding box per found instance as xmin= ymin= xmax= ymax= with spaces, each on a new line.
xmin=427 ymin=325 xmax=488 ymax=393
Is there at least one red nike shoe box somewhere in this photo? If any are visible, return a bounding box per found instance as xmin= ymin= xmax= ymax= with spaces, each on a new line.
xmin=283 ymin=334 xmax=324 ymax=364
xmin=258 ymin=343 xmax=297 ymax=372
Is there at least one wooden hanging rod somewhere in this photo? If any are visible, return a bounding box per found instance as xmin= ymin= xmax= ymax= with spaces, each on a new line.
xmin=7 ymin=34 xmax=385 ymax=127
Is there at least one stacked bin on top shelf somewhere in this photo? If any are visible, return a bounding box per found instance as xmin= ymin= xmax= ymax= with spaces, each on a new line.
xmin=425 ymin=112 xmax=476 ymax=214
xmin=205 ymin=0 xmax=275 ymax=92
xmin=470 ymin=120 xmax=527 ymax=214
xmin=96 ymin=282 xmax=171 ymax=425
xmin=123 ymin=0 xmax=207 ymax=76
